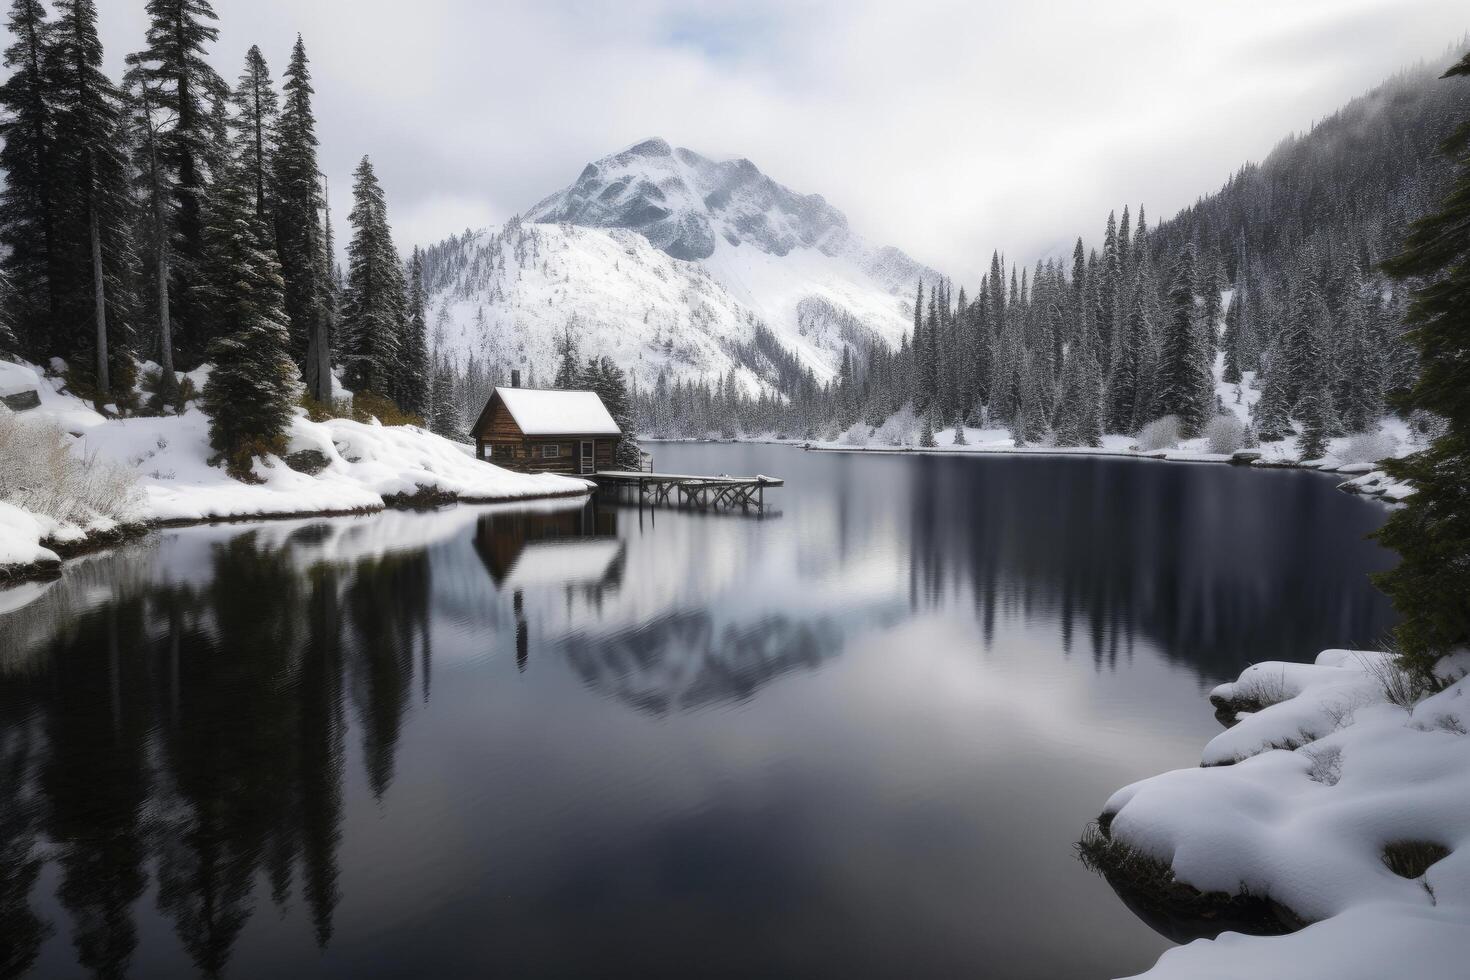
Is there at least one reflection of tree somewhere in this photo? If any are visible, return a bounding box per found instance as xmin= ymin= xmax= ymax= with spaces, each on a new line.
xmin=346 ymin=552 xmax=429 ymax=799
xmin=42 ymin=602 xmax=150 ymax=979
xmin=298 ymin=565 xmax=347 ymax=946
xmin=907 ymin=457 xmax=1398 ymax=679
xmin=0 ymin=515 xmax=430 ymax=977
xmin=153 ymin=533 xmax=305 ymax=977
xmin=0 ymin=685 xmax=50 ymax=979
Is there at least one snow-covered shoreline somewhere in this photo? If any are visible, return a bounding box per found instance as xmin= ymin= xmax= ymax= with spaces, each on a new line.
xmin=644 ymin=434 xmax=1415 ymax=501
xmin=1084 ymin=650 xmax=1470 ymax=979
xmin=0 ymin=361 xmax=592 ymax=585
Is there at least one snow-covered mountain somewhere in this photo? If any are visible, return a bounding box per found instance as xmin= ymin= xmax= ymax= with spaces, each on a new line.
xmin=421 ymin=138 xmax=939 ymax=392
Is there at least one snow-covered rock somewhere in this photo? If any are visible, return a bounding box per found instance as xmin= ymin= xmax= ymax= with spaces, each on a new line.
xmin=0 ymin=359 xmax=42 ymax=411
xmin=1097 ymin=650 xmax=1470 ymax=979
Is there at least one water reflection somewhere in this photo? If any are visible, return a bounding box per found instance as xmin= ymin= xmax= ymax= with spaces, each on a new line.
xmin=0 ymin=447 xmax=1398 ymax=979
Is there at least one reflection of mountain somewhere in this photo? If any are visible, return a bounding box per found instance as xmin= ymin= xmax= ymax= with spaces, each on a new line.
xmin=558 ymin=610 xmax=843 ymax=715
xmin=0 ymin=525 xmax=431 ymax=979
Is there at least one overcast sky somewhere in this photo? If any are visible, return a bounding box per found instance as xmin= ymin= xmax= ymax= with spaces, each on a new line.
xmin=97 ymin=0 xmax=1468 ymax=283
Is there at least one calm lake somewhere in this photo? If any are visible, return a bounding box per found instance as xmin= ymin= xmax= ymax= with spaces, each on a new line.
xmin=0 ymin=444 xmax=1398 ymax=979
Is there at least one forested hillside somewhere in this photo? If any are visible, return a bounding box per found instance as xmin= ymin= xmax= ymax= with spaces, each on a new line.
xmin=635 ymin=46 xmax=1470 ymax=455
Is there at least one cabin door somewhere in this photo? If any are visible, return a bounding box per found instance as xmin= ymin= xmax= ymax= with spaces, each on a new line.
xmin=579 ymin=440 xmax=594 ymax=475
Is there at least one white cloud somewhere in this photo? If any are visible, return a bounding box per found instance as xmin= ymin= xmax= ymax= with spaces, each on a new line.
xmin=97 ymin=0 xmax=1469 ymax=283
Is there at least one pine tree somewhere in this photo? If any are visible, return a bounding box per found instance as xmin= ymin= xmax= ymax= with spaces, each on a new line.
xmin=1107 ymin=276 xmax=1151 ymax=430
xmin=399 ymin=247 xmax=429 ymax=419
xmin=339 ymin=156 xmax=404 ymax=399
xmin=123 ymin=59 xmax=179 ymax=408
xmin=50 ymin=0 xmax=135 ymax=405
xmin=273 ymin=36 xmax=329 ymax=397
xmin=583 ymin=354 xmax=641 ymax=468
xmin=1374 ymin=49 xmax=1470 ymax=674
xmin=1221 ymin=290 xmax=1244 ymax=384
xmin=199 ymin=151 xmax=299 ymax=476
xmin=232 ymin=45 xmax=277 ymax=221
xmin=428 ymin=356 xmax=463 ymax=439
xmin=552 ymin=319 xmax=581 ymax=388
xmin=131 ymin=0 xmax=225 ymax=366
xmin=1295 ymin=389 xmax=1330 ymax=460
xmin=1253 ymin=346 xmax=1294 ymax=441
xmin=0 ymin=0 xmax=56 ymax=358
xmin=1155 ymin=248 xmax=1210 ymax=435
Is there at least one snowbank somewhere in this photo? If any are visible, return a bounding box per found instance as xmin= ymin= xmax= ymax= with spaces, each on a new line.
xmin=1093 ymin=650 xmax=1470 ymax=979
xmin=75 ymin=410 xmax=587 ymax=523
xmin=0 ymin=501 xmax=60 ymax=574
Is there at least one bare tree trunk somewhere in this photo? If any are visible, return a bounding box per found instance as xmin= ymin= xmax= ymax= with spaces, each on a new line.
xmin=305 ymin=173 xmax=333 ymax=404
xmin=139 ymin=82 xmax=178 ymax=410
xmin=90 ymin=198 xmax=109 ymax=407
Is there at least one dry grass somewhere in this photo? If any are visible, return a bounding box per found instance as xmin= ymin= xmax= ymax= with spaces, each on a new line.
xmin=0 ymin=408 xmax=142 ymax=526
xmin=1381 ymin=840 xmax=1450 ymax=879
xmin=1075 ymin=820 xmax=1307 ymax=937
xmin=1301 ymin=745 xmax=1343 ymax=786
xmin=1213 ymin=668 xmax=1294 ymax=714
xmin=1357 ymin=651 xmax=1434 ymax=710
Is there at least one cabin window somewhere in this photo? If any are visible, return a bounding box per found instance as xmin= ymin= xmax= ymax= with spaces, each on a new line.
xmin=541 ymin=443 xmax=561 ymax=459
xmin=492 ymin=444 xmax=514 ymax=461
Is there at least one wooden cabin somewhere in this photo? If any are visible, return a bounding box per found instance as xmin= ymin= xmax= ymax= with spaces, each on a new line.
xmin=471 ymin=384 xmax=622 ymax=475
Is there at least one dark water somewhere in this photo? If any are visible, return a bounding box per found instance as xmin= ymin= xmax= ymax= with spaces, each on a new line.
xmin=0 ymin=444 xmax=1398 ymax=980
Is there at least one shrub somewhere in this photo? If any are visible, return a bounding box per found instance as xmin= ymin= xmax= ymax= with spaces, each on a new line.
xmin=839 ymin=422 xmax=869 ymax=446
xmin=1381 ymin=840 xmax=1450 ymax=879
xmin=876 ymin=404 xmax=919 ymax=446
xmin=351 ymin=391 xmax=424 ymax=428
xmin=1204 ymin=414 xmax=1246 ymax=454
xmin=1358 ymin=650 xmax=1435 ymax=708
xmin=1137 ymin=415 xmax=1183 ymax=451
xmin=1340 ymin=428 xmax=1400 ymax=465
xmin=0 ymin=407 xmax=142 ymax=526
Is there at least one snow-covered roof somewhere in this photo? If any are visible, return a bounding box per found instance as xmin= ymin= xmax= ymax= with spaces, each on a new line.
xmin=495 ymin=387 xmax=621 ymax=436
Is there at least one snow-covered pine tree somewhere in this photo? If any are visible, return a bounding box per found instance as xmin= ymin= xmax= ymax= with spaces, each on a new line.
xmin=1155 ymin=248 xmax=1210 ymax=435
xmin=428 ymin=355 xmax=464 ymax=440
xmin=1252 ymin=345 xmax=1294 ymax=441
xmin=583 ymin=354 xmax=641 ymax=468
xmin=1375 ymin=48 xmax=1470 ymax=675
xmin=50 ymin=0 xmax=136 ymax=406
xmin=131 ymin=0 xmax=226 ymax=367
xmin=919 ymin=414 xmax=936 ymax=447
xmin=273 ymin=36 xmax=329 ymax=396
xmin=552 ymin=320 xmax=581 ymax=388
xmin=199 ymin=150 xmax=299 ymax=477
xmin=1336 ymin=266 xmax=1384 ymax=433
xmin=1221 ymin=285 xmax=1246 ymax=385
xmin=1107 ymin=276 xmax=1150 ymax=431
xmin=340 ymin=156 xmax=405 ymax=400
xmin=399 ymin=247 xmax=430 ymax=419
xmin=0 ymin=0 xmax=56 ymax=360
xmin=1295 ymin=389 xmax=1331 ymax=460
xmin=122 ymin=59 xmax=181 ymax=411
xmin=1280 ymin=260 xmax=1323 ymax=406
xmin=232 ymin=45 xmax=277 ymax=222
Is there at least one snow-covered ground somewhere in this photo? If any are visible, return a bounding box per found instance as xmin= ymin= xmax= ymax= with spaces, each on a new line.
xmin=0 ymin=360 xmax=590 ymax=578
xmin=1096 ymin=650 xmax=1470 ymax=979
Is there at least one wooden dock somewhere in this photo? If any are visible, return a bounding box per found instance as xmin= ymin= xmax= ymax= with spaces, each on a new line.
xmin=592 ymin=471 xmax=784 ymax=510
